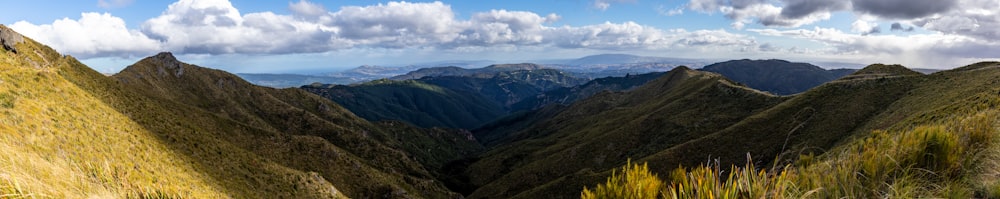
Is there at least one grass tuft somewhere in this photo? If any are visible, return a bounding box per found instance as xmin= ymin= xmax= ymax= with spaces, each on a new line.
xmin=582 ymin=110 xmax=999 ymax=198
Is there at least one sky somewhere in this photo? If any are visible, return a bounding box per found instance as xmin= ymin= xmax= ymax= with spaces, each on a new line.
xmin=2 ymin=0 xmax=999 ymax=74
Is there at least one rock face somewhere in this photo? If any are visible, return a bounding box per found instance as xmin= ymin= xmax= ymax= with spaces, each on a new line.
xmin=149 ymin=52 xmax=184 ymax=77
xmin=0 ymin=25 xmax=25 ymax=53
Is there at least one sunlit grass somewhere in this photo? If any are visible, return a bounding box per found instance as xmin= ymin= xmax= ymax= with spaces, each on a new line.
xmin=584 ymin=110 xmax=999 ymax=198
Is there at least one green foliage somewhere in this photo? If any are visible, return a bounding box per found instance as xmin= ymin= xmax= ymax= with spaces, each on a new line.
xmin=582 ymin=111 xmax=999 ymax=198
xmin=581 ymin=161 xmax=664 ymax=199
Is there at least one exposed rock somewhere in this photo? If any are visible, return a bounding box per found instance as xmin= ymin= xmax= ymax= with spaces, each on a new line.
xmin=0 ymin=25 xmax=25 ymax=53
xmin=147 ymin=52 xmax=184 ymax=77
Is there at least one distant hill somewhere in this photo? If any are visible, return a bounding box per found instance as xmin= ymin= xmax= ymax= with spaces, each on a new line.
xmin=237 ymin=73 xmax=354 ymax=88
xmin=699 ymin=59 xmax=856 ymax=95
xmin=302 ymin=80 xmax=507 ymax=129
xmin=510 ymin=71 xmax=666 ymax=112
xmin=304 ymin=68 xmax=587 ymax=129
xmin=390 ymin=63 xmax=545 ymax=80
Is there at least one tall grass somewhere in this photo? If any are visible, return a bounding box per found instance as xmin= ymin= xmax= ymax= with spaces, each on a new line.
xmin=583 ymin=111 xmax=998 ymax=198
xmin=581 ymin=161 xmax=664 ymax=199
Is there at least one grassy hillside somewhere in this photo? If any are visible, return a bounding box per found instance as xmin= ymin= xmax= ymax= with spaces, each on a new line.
xmin=700 ymin=59 xmax=855 ymax=95
xmin=109 ymin=52 xmax=483 ymax=198
xmin=464 ymin=67 xmax=785 ymax=198
xmin=0 ymin=25 xmax=481 ymax=198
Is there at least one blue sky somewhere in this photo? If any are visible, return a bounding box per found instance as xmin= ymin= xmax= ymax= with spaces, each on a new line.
xmin=3 ymin=0 xmax=999 ymax=74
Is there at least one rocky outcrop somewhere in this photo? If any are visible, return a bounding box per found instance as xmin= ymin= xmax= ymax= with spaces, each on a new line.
xmin=0 ymin=25 xmax=25 ymax=53
xmin=148 ymin=52 xmax=185 ymax=77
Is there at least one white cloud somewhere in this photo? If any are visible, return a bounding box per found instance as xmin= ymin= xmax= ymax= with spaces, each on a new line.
xmin=749 ymin=27 xmax=1000 ymax=68
xmin=657 ymin=5 xmax=684 ymax=16
xmin=592 ymin=0 xmax=636 ymax=11
xmin=9 ymin=12 xmax=160 ymax=58
xmin=691 ymin=1 xmax=831 ymax=29
xmin=11 ymin=0 xmax=760 ymax=59
xmin=288 ymin=0 xmax=327 ymax=18
xmin=850 ymin=19 xmax=880 ymax=35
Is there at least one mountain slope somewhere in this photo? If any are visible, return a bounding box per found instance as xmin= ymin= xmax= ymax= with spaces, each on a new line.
xmin=699 ymin=59 xmax=855 ymax=95
xmin=302 ymin=80 xmax=506 ymax=129
xmin=304 ymin=68 xmax=587 ymax=129
xmin=0 ymin=24 xmax=480 ymax=198
xmin=0 ymin=26 xmax=252 ymax=198
xmin=111 ymin=52 xmax=482 ymax=198
xmin=465 ymin=61 xmax=1000 ymax=198
xmin=464 ymin=67 xmax=785 ymax=198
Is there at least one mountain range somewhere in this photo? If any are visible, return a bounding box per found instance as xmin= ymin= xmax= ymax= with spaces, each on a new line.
xmin=4 ymin=24 xmax=1000 ymax=199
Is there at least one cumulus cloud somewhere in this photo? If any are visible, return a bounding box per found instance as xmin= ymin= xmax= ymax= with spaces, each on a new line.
xmin=851 ymin=0 xmax=956 ymax=19
xmin=9 ymin=12 xmax=161 ymax=58
xmin=689 ymin=0 xmax=831 ymax=29
xmin=780 ymin=0 xmax=848 ymax=19
xmin=890 ymin=22 xmax=914 ymax=32
xmin=10 ymin=0 xmax=758 ymax=59
xmin=288 ymin=0 xmax=326 ymax=18
xmin=749 ymin=27 xmax=1000 ymax=67
xmin=851 ymin=20 xmax=880 ymax=35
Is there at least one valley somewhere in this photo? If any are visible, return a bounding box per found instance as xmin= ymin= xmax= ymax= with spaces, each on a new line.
xmin=3 ymin=22 xmax=1000 ymax=199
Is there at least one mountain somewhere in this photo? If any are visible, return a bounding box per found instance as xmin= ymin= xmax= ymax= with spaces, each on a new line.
xmin=113 ymin=52 xmax=484 ymax=198
xmin=303 ymin=68 xmax=588 ymax=129
xmin=0 ymin=25 xmax=483 ymax=198
xmin=328 ymin=65 xmax=422 ymax=82
xmin=390 ymin=63 xmax=545 ymax=80
xmin=699 ymin=59 xmax=856 ymax=95
xmin=236 ymin=73 xmax=355 ymax=88
xmin=462 ymin=67 xmax=786 ymax=197
xmin=301 ymin=80 xmax=507 ymax=129
xmin=462 ymin=61 xmax=1000 ymax=198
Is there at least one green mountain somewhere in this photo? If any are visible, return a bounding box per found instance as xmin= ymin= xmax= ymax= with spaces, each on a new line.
xmin=0 ymin=25 xmax=481 ymax=198
xmin=699 ymin=59 xmax=855 ymax=95
xmin=463 ymin=67 xmax=786 ymax=197
xmin=462 ymin=61 xmax=1000 ymax=198
xmin=301 ymin=79 xmax=506 ymax=129
xmin=303 ymin=68 xmax=587 ymax=129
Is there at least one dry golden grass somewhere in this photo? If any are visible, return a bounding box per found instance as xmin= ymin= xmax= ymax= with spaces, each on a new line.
xmin=0 ymin=48 xmax=228 ymax=198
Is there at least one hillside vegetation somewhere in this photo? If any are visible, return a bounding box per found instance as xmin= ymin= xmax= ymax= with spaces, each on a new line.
xmin=0 ymin=25 xmax=481 ymax=198
xmin=465 ymin=60 xmax=1000 ymax=198
xmin=303 ymin=68 xmax=587 ymax=129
